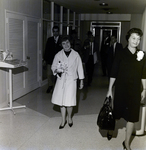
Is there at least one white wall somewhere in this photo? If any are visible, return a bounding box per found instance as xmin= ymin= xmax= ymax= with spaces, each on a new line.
xmin=3 ymin=0 xmax=41 ymax=17
xmin=130 ymin=14 xmax=142 ymax=29
xmin=80 ymin=14 xmax=131 ymax=21
xmin=0 ymin=0 xmax=5 ymax=50
xmin=0 ymin=0 xmax=42 ymax=108
xmin=141 ymin=7 xmax=146 ymax=52
xmin=0 ymin=0 xmax=42 ymax=50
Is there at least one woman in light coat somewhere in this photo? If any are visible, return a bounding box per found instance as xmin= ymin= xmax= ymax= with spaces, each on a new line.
xmin=51 ymin=36 xmax=84 ymax=129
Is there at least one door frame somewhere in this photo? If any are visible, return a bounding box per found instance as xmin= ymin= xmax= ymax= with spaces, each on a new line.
xmin=90 ymin=21 xmax=121 ymax=51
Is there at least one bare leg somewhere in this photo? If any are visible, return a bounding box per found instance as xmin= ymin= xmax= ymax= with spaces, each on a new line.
xmin=60 ymin=106 xmax=66 ymax=126
xmin=124 ymin=121 xmax=134 ymax=150
xmin=67 ymin=107 xmax=73 ymax=123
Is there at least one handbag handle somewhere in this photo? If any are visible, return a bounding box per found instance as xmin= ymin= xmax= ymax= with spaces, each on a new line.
xmin=104 ymin=96 xmax=112 ymax=106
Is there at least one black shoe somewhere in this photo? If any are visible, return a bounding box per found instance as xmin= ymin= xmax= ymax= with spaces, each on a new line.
xmin=122 ymin=141 xmax=126 ymax=150
xmin=46 ymin=86 xmax=53 ymax=93
xmin=59 ymin=121 xmax=67 ymax=129
xmin=107 ymin=131 xmax=112 ymax=140
xmin=123 ymin=141 xmax=128 ymax=150
xmin=122 ymin=141 xmax=131 ymax=150
xmin=68 ymin=122 xmax=73 ymax=127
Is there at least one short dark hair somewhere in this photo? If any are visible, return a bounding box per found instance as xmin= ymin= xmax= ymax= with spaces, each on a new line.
xmin=52 ymin=26 xmax=59 ymax=31
xmin=126 ymin=28 xmax=143 ymax=41
xmin=61 ymin=35 xmax=70 ymax=43
xmin=111 ymin=34 xmax=117 ymax=39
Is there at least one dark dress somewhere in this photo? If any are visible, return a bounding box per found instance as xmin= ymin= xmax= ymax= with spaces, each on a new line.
xmin=110 ymin=47 xmax=146 ymax=122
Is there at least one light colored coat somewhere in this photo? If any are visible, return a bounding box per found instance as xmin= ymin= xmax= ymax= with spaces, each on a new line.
xmin=51 ymin=49 xmax=84 ymax=106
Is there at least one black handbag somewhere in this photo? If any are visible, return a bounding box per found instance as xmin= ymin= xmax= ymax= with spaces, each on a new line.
xmin=97 ymin=96 xmax=115 ymax=130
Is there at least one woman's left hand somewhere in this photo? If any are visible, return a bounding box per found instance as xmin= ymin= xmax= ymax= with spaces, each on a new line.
xmin=79 ymin=80 xmax=84 ymax=89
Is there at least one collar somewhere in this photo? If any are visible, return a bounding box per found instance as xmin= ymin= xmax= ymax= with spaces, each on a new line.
xmin=54 ymin=36 xmax=59 ymax=42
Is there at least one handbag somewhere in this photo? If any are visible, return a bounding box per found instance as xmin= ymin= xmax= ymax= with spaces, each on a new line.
xmin=97 ymin=96 xmax=115 ymax=130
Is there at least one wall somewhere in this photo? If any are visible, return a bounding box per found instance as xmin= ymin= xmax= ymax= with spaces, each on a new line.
xmin=130 ymin=14 xmax=142 ymax=29
xmin=0 ymin=0 xmax=4 ymax=49
xmin=0 ymin=0 xmax=41 ymax=55
xmin=141 ymin=7 xmax=146 ymax=90
xmin=80 ymin=14 xmax=131 ymax=21
xmin=120 ymin=22 xmax=131 ymax=47
xmin=80 ymin=21 xmax=91 ymax=43
xmin=0 ymin=0 xmax=42 ymax=108
xmin=3 ymin=0 xmax=41 ymax=17
xmin=130 ymin=14 xmax=143 ymax=50
xmin=141 ymin=8 xmax=146 ymax=51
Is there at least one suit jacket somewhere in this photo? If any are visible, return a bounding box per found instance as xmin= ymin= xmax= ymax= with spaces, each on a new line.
xmin=44 ymin=36 xmax=62 ymax=65
xmin=82 ymin=38 xmax=98 ymax=63
xmin=100 ymin=36 xmax=110 ymax=56
xmin=70 ymin=38 xmax=82 ymax=54
xmin=107 ymin=42 xmax=123 ymax=74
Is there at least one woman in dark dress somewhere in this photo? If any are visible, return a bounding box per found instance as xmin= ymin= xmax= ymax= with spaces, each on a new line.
xmin=107 ymin=28 xmax=146 ymax=150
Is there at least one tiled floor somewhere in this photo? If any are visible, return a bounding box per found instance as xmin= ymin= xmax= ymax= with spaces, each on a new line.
xmin=0 ymin=64 xmax=146 ymax=150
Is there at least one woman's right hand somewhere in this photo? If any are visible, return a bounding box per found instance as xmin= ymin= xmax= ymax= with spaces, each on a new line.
xmin=107 ymin=90 xmax=114 ymax=108
xmin=106 ymin=90 xmax=113 ymax=99
xmin=79 ymin=79 xmax=84 ymax=89
xmin=55 ymin=68 xmax=63 ymax=73
xmin=106 ymin=77 xmax=116 ymax=99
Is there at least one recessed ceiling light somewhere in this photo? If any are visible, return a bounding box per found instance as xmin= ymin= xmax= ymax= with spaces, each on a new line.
xmin=99 ymin=3 xmax=108 ymax=6
xmin=106 ymin=11 xmax=113 ymax=14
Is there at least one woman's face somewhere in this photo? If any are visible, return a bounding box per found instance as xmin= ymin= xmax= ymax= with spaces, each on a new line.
xmin=128 ymin=33 xmax=141 ymax=48
xmin=62 ymin=40 xmax=71 ymax=51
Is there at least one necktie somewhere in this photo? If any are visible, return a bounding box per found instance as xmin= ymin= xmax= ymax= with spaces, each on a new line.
xmin=54 ymin=37 xmax=57 ymax=44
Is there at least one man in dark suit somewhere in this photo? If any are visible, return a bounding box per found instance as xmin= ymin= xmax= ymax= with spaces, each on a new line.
xmin=44 ymin=26 xmax=62 ymax=93
xmin=82 ymin=31 xmax=98 ymax=86
xmin=100 ymin=32 xmax=111 ymax=76
xmin=107 ymin=35 xmax=123 ymax=78
xmin=69 ymin=29 xmax=82 ymax=56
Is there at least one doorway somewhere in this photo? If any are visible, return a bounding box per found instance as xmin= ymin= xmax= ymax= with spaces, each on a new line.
xmin=90 ymin=21 xmax=121 ymax=52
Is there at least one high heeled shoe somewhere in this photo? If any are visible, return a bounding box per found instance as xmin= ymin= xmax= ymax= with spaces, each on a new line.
xmin=68 ymin=122 xmax=73 ymax=127
xmin=122 ymin=141 xmax=127 ymax=150
xmin=107 ymin=130 xmax=113 ymax=140
xmin=122 ymin=141 xmax=131 ymax=150
xmin=107 ymin=132 xmax=112 ymax=140
xmin=59 ymin=121 xmax=67 ymax=129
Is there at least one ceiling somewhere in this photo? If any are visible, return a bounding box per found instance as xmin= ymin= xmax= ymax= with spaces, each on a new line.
xmin=50 ymin=0 xmax=146 ymax=14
